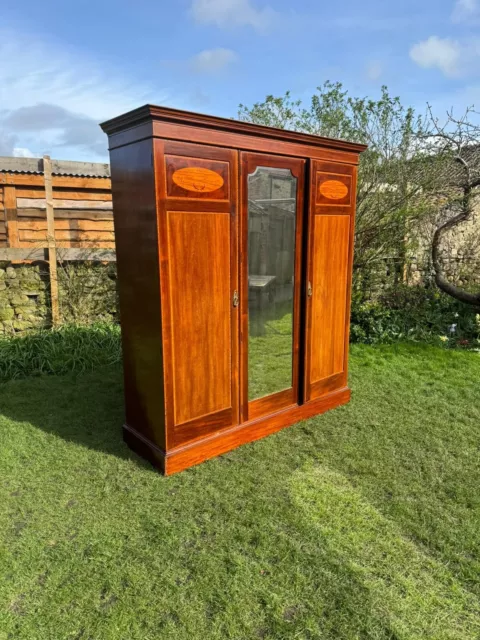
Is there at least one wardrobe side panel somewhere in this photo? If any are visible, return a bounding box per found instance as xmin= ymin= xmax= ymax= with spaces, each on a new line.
xmin=109 ymin=138 xmax=166 ymax=449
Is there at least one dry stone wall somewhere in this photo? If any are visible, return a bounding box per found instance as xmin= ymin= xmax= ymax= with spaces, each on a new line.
xmin=0 ymin=262 xmax=117 ymax=335
xmin=0 ymin=264 xmax=49 ymax=334
xmin=408 ymin=200 xmax=480 ymax=288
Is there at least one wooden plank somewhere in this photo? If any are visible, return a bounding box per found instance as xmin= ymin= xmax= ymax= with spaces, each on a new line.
xmin=0 ymin=247 xmax=116 ymax=261
xmin=19 ymin=229 xmax=115 ymax=241
xmin=53 ymin=190 xmax=111 ymax=201
xmin=43 ymin=156 xmax=60 ymax=326
xmin=19 ymin=220 xmax=113 ymax=232
xmin=17 ymin=198 xmax=113 ymax=210
xmin=0 ymin=174 xmax=111 ymax=189
xmin=54 ymin=176 xmax=110 ymax=189
xmin=15 ymin=188 xmax=112 ymax=201
xmin=149 ymin=121 xmax=360 ymax=166
xmin=11 ymin=188 xmax=44 ymax=198
xmin=4 ymin=185 xmax=19 ymax=247
xmin=18 ymin=209 xmax=113 ymax=221
xmin=16 ymin=208 xmax=47 ymax=219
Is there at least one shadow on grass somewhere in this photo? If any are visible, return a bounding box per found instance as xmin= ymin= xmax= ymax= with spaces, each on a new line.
xmin=0 ymin=363 xmax=148 ymax=466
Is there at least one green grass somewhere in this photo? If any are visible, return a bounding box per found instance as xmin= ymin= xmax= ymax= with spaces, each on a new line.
xmin=248 ymin=308 xmax=294 ymax=400
xmin=1 ymin=343 xmax=480 ymax=639
xmin=0 ymin=323 xmax=121 ymax=382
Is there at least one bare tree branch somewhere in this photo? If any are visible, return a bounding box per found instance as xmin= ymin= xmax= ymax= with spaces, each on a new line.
xmin=423 ymin=108 xmax=480 ymax=307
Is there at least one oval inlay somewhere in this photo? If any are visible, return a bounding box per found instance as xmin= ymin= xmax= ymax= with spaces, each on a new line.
xmin=172 ymin=167 xmax=224 ymax=193
xmin=319 ymin=179 xmax=348 ymax=200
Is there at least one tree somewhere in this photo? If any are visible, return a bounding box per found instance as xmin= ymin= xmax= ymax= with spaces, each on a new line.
xmin=420 ymin=105 xmax=480 ymax=307
xmin=239 ymin=83 xmax=431 ymax=293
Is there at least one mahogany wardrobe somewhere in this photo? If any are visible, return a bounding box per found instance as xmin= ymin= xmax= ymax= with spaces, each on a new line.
xmin=101 ymin=105 xmax=366 ymax=475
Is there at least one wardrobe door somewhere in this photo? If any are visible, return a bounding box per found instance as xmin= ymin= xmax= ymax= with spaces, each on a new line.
xmin=240 ymin=153 xmax=305 ymax=422
xmin=304 ymin=159 xmax=357 ymax=401
xmin=155 ymin=140 xmax=239 ymax=448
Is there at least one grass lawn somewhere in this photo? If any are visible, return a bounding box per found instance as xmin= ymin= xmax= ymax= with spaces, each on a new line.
xmin=1 ymin=343 xmax=480 ymax=639
xmin=248 ymin=306 xmax=294 ymax=399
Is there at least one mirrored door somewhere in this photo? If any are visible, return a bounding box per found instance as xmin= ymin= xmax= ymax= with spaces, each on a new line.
xmin=240 ymin=153 xmax=305 ymax=422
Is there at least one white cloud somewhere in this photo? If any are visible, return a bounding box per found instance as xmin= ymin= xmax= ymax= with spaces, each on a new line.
xmin=452 ymin=0 xmax=478 ymax=22
xmin=0 ymin=28 xmax=167 ymax=161
xmin=190 ymin=0 xmax=277 ymax=31
xmin=410 ymin=35 xmax=480 ymax=78
xmin=13 ymin=147 xmax=35 ymax=158
xmin=365 ymin=60 xmax=383 ymax=81
xmin=410 ymin=36 xmax=462 ymax=77
xmin=3 ymin=103 xmax=113 ymax=157
xmin=190 ymin=48 xmax=237 ymax=73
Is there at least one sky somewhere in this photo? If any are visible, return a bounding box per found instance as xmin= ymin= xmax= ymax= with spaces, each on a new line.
xmin=1 ymin=0 xmax=480 ymax=162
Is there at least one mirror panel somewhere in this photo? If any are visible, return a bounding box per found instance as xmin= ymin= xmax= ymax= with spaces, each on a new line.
xmin=247 ymin=166 xmax=297 ymax=401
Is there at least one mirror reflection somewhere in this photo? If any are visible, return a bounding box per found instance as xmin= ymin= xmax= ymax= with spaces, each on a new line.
xmin=247 ymin=166 xmax=297 ymax=401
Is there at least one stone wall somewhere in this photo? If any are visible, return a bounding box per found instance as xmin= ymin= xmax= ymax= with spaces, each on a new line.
xmin=0 ymin=262 xmax=118 ymax=336
xmin=57 ymin=262 xmax=117 ymax=325
xmin=408 ymin=201 xmax=480 ymax=288
xmin=0 ymin=264 xmax=50 ymax=334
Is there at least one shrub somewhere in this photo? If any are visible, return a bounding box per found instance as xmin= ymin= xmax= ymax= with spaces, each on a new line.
xmin=57 ymin=261 xmax=118 ymax=325
xmin=350 ymin=285 xmax=480 ymax=347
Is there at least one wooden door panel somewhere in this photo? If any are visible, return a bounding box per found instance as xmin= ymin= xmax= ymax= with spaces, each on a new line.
xmin=305 ymin=159 xmax=356 ymax=401
xmin=309 ymin=215 xmax=350 ymax=386
xmin=167 ymin=211 xmax=231 ymax=426
xmin=165 ymin=155 xmax=230 ymax=201
xmin=239 ymin=153 xmax=305 ymax=423
xmin=312 ymin=161 xmax=355 ymax=215
xmin=155 ymin=140 xmax=239 ymax=448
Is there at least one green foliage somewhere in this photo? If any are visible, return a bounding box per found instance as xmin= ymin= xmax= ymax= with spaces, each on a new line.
xmin=239 ymin=82 xmax=433 ymax=286
xmin=1 ymin=344 xmax=479 ymax=638
xmin=350 ymin=285 xmax=480 ymax=346
xmin=58 ymin=261 xmax=118 ymax=325
xmin=0 ymin=323 xmax=121 ymax=381
xmin=238 ymin=90 xmax=305 ymax=130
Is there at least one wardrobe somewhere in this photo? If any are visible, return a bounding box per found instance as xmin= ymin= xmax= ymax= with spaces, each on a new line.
xmin=101 ymin=105 xmax=366 ymax=474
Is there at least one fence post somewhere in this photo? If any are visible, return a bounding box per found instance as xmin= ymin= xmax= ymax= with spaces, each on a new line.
xmin=43 ymin=156 xmax=60 ymax=325
xmin=4 ymin=184 xmax=19 ymax=248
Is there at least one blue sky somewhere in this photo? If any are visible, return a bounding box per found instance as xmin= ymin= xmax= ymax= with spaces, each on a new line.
xmin=1 ymin=0 xmax=480 ymax=161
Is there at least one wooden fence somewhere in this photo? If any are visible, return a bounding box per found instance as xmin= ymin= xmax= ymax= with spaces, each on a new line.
xmin=0 ymin=156 xmax=114 ymax=256
xmin=0 ymin=155 xmax=115 ymax=324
